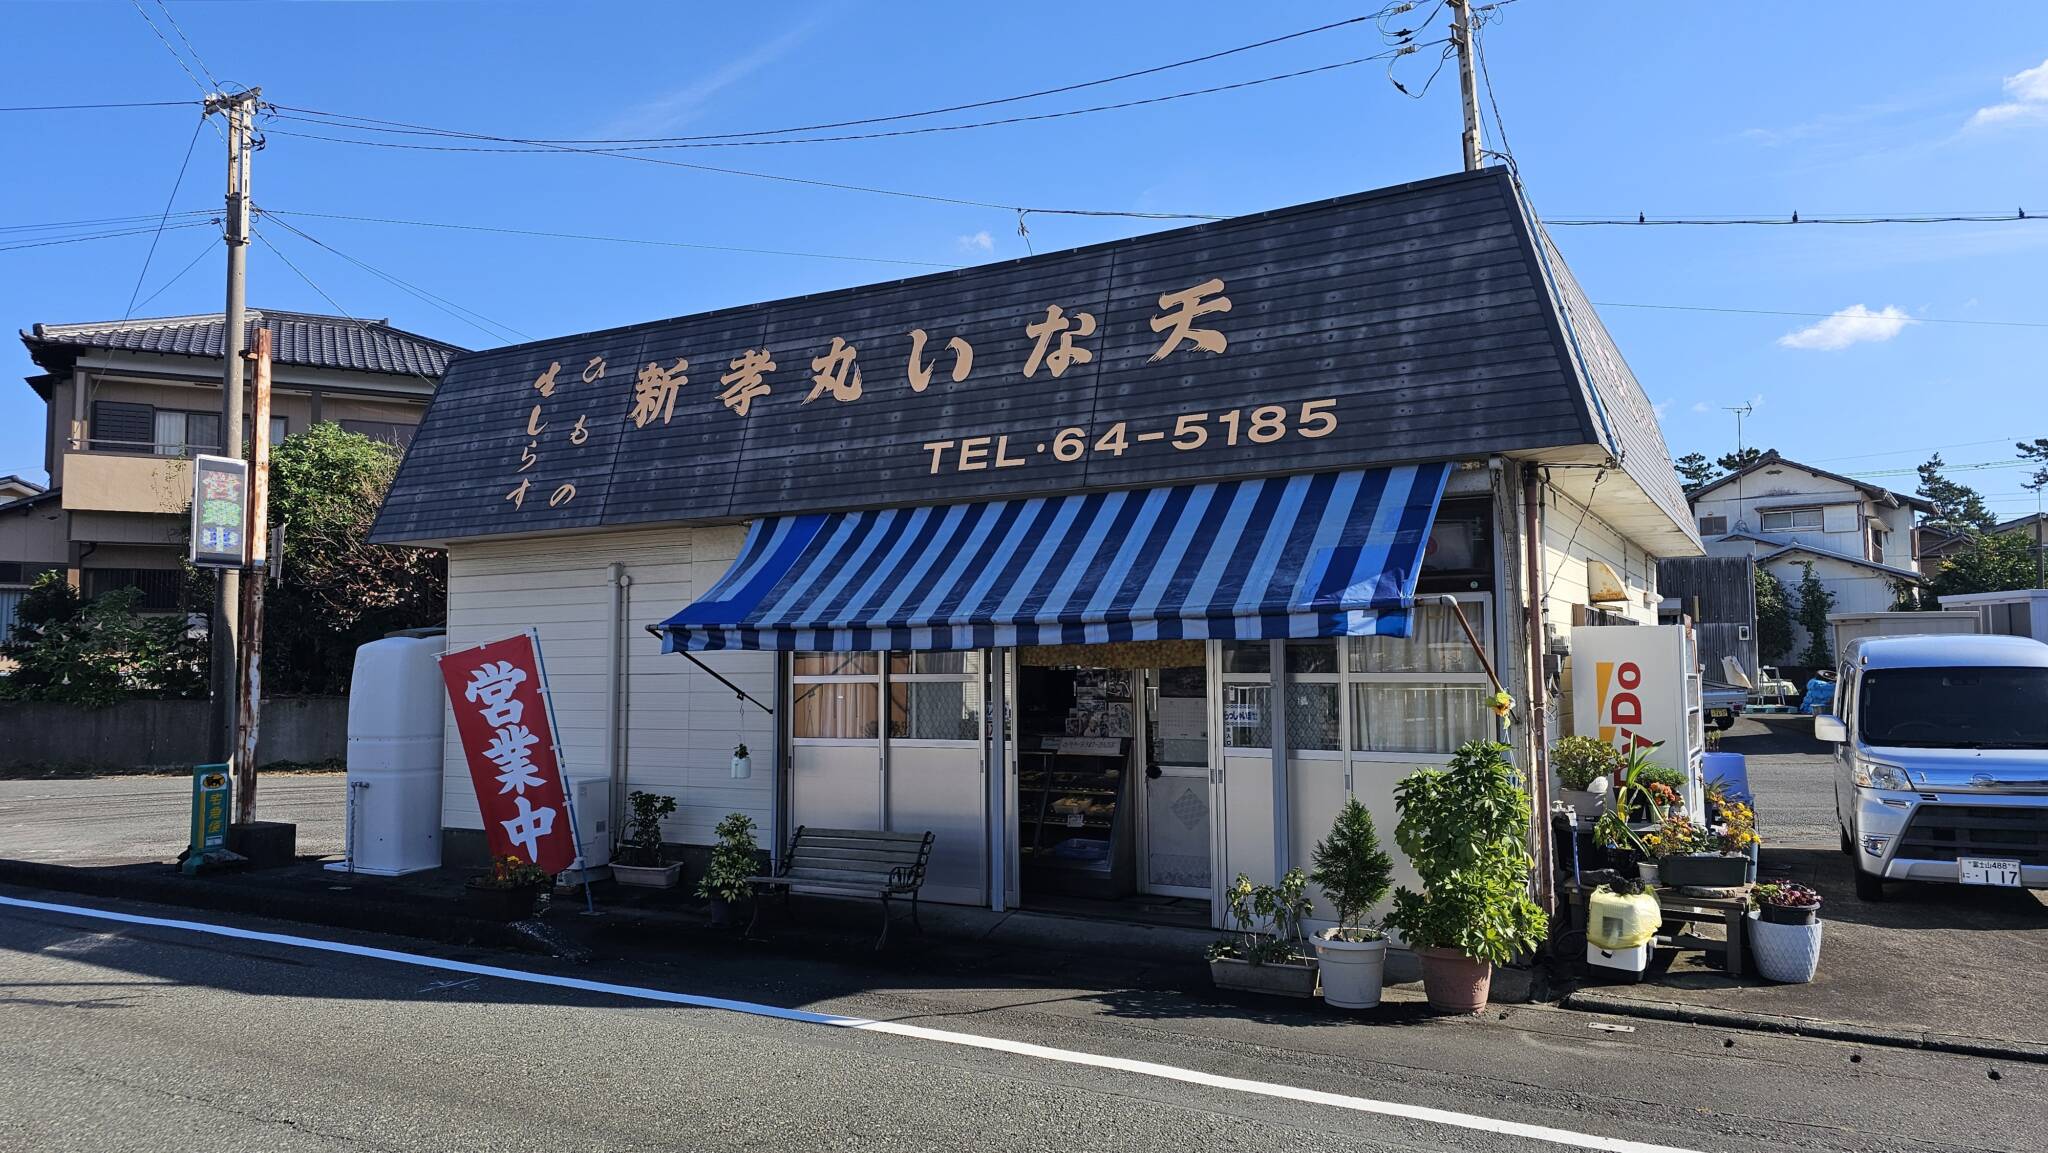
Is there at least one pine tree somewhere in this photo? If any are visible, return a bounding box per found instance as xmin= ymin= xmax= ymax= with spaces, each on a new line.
xmin=1915 ymin=454 xmax=1996 ymax=533
xmin=1309 ymin=797 xmax=1394 ymax=938
xmin=1793 ymin=562 xmax=1836 ymax=669
xmin=1674 ymin=452 xmax=1717 ymax=494
xmin=1716 ymin=446 xmax=1768 ymax=474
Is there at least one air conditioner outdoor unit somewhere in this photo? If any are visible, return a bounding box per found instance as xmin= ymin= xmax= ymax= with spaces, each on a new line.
xmin=568 ymin=776 xmax=612 ymax=875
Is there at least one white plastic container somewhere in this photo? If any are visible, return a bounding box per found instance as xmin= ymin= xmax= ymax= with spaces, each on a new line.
xmin=1586 ymin=940 xmax=1652 ymax=980
xmin=340 ymin=634 xmax=446 ymax=875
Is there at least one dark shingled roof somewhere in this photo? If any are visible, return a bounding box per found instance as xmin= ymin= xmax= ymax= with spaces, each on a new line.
xmin=22 ymin=310 xmax=466 ymax=378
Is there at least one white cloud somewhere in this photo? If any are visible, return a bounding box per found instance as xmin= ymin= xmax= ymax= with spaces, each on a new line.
xmin=596 ymin=10 xmax=834 ymax=136
xmin=1690 ymin=401 xmax=1713 ymax=414
xmin=957 ymin=230 xmax=994 ymax=253
xmin=1966 ymin=57 xmax=2048 ymax=128
xmin=1653 ymin=398 xmax=1674 ymax=419
xmin=1775 ymin=305 xmax=1914 ymax=351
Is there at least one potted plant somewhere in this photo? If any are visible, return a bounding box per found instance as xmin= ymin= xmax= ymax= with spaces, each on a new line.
xmin=1384 ymin=740 xmax=1549 ymax=1015
xmin=1308 ymin=798 xmax=1395 ymax=1009
xmin=1659 ymin=797 xmax=1758 ymax=889
xmin=697 ymin=811 xmax=760 ymax=927
xmin=730 ymin=742 xmax=753 ymax=780
xmin=612 ymin=790 xmax=682 ymax=888
xmin=1551 ymin=735 xmax=1621 ymax=819
xmin=464 ymin=854 xmax=550 ymax=920
xmin=1588 ymin=743 xmax=1680 ymax=872
xmin=1749 ymin=879 xmax=1823 ymax=983
xmin=1207 ymin=870 xmax=1318 ymax=997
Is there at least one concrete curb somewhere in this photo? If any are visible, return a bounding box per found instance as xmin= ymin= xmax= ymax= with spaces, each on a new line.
xmin=1562 ymin=989 xmax=2048 ymax=1065
xmin=0 ymin=858 xmax=546 ymax=955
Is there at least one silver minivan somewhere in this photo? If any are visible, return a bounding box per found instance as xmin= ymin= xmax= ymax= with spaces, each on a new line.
xmin=1819 ymin=634 xmax=2048 ymax=901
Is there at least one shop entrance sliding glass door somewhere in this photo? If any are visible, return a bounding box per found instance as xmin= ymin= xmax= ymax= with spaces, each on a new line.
xmin=1141 ymin=665 xmax=1212 ymax=899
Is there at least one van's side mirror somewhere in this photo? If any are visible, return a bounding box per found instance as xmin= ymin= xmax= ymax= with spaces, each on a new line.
xmin=1814 ymin=714 xmax=1848 ymax=743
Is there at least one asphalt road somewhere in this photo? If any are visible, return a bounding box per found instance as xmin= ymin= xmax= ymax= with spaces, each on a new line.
xmin=0 ymin=774 xmax=345 ymax=864
xmin=3 ymin=890 xmax=2039 ymax=1153
xmin=1720 ymin=717 xmax=1839 ymax=848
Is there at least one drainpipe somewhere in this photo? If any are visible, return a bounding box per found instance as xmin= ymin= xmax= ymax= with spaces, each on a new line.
xmin=1521 ymin=465 xmax=1556 ymax=915
xmin=606 ymin=562 xmax=630 ymax=834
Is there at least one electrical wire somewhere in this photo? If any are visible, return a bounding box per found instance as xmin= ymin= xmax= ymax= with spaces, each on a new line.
xmin=0 ymin=220 xmax=214 ymax=254
xmin=259 ymin=207 xmax=959 ymax=269
xmin=271 ymin=11 xmax=1404 ymax=148
xmin=249 ymin=226 xmax=468 ymax=391
xmin=128 ymin=0 xmax=212 ymax=97
xmin=0 ymin=100 xmax=196 ymax=112
xmin=1552 ymin=212 xmax=2038 ymax=227
xmin=256 ymin=213 xmax=529 ymax=343
xmin=130 ymin=227 xmax=222 ymax=314
xmin=268 ymin=50 xmax=1422 ymax=154
xmin=1591 ymin=301 xmax=2048 ymax=330
xmin=0 ymin=210 xmax=213 ymax=233
xmin=124 ymin=116 xmax=208 ymax=319
xmin=153 ymin=1 xmax=222 ymax=90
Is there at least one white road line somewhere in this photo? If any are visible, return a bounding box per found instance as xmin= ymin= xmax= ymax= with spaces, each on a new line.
xmin=3 ymin=893 xmax=1701 ymax=1153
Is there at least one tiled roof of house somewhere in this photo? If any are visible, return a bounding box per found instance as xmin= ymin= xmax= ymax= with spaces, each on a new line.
xmin=23 ymin=310 xmax=466 ymax=379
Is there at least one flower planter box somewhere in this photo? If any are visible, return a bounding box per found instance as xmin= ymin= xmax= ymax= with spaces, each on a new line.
xmin=1208 ymin=956 xmax=1318 ymax=998
xmin=612 ymin=862 xmax=683 ymax=889
xmin=1660 ymin=853 xmax=1748 ymax=889
xmin=463 ymin=882 xmax=542 ymax=921
xmin=1749 ymin=914 xmax=1823 ymax=983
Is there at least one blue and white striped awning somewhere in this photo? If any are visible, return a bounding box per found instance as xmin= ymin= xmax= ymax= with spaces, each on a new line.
xmin=660 ymin=463 xmax=1450 ymax=653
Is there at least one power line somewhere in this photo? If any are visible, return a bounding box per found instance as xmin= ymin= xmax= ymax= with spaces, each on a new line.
xmin=1553 ymin=211 xmax=2037 ymax=227
xmin=0 ymin=209 xmax=213 ymax=234
xmin=1809 ymin=437 xmax=2025 ymax=464
xmin=131 ymin=228 xmax=223 ymax=314
xmin=1593 ymin=301 xmax=2048 ymax=330
xmin=0 ymin=220 xmax=215 ymax=254
xmin=274 ymin=12 xmax=1399 ymax=148
xmin=128 ymin=0 xmax=212 ymax=98
xmin=153 ymin=1 xmax=222 ymax=90
xmin=124 ymin=116 xmax=208 ymax=319
xmin=0 ymin=100 xmax=195 ymax=112
xmin=260 ymin=207 xmax=959 ymax=269
xmin=248 ymin=227 xmax=463 ymax=393
xmin=268 ymin=49 xmax=1423 ymax=153
xmin=256 ymin=214 xmax=529 ymax=344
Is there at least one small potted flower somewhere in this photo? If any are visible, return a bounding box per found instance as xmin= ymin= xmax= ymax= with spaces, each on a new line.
xmin=1207 ymin=870 xmax=1318 ymax=998
xmin=1551 ymin=735 xmax=1622 ymax=820
xmin=465 ymin=854 xmax=550 ymax=920
xmin=1659 ymin=797 xmax=1758 ymax=889
xmin=611 ymin=790 xmax=682 ymax=889
xmin=1308 ymin=798 xmax=1395 ymax=1009
xmin=697 ymin=811 xmax=761 ymax=927
xmin=730 ymin=742 xmax=753 ymax=779
xmin=1749 ymin=879 xmax=1823 ymax=983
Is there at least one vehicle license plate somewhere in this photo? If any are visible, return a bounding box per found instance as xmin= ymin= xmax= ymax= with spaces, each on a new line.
xmin=1709 ymin=708 xmax=1732 ymax=720
xmin=1958 ymin=857 xmax=2022 ymax=886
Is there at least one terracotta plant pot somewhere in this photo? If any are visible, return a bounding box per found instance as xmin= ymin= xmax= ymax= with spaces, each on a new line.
xmin=1414 ymin=946 xmax=1493 ymax=1014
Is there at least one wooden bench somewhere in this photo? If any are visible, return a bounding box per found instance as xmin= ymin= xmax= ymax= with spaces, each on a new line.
xmin=746 ymin=826 xmax=935 ymax=949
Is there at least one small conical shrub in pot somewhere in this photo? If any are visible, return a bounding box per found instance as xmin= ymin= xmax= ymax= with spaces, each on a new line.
xmin=1309 ymin=797 xmax=1395 ymax=1009
xmin=1384 ymin=740 xmax=1549 ymax=1015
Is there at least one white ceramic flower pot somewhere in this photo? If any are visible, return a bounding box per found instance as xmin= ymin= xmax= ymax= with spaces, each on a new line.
xmin=1749 ymin=913 xmax=1823 ymax=983
xmin=1312 ymin=931 xmax=1389 ymax=1008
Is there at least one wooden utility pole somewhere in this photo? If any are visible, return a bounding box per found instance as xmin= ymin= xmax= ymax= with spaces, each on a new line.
xmin=202 ymin=86 xmax=261 ymax=780
xmin=1448 ymin=0 xmax=1484 ymax=172
xmin=236 ymin=328 xmax=273 ymax=822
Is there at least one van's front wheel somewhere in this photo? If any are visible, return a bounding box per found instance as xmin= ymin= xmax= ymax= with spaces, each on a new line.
xmin=1854 ymin=867 xmax=1886 ymax=902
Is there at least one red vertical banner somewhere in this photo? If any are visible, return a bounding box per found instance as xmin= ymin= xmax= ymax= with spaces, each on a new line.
xmin=438 ymin=632 xmax=577 ymax=874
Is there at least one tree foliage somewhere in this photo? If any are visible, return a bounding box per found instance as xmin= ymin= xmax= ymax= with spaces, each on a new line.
xmin=1915 ymin=454 xmax=1996 ymax=534
xmin=1715 ymin=446 xmax=1768 ymax=474
xmin=1754 ymin=566 xmax=1794 ymax=665
xmin=0 ymin=572 xmax=206 ymax=707
xmin=1792 ymin=562 xmax=1835 ymax=669
xmin=262 ymin=423 xmax=446 ymax=694
xmin=1309 ymin=797 xmax=1394 ymax=938
xmin=1916 ymin=532 xmax=2040 ymax=603
xmin=1674 ymin=452 xmax=1717 ymax=494
xmin=2018 ymin=437 xmax=2048 ymax=494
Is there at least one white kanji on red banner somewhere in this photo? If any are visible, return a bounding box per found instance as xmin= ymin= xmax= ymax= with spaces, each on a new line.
xmin=440 ymin=634 xmax=576 ymax=874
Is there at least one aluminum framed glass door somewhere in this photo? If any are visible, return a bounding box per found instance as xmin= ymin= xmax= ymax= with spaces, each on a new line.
xmin=1141 ymin=664 xmax=1213 ymax=899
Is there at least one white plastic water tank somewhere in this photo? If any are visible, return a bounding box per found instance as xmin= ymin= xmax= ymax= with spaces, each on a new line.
xmin=342 ymin=634 xmax=446 ymax=875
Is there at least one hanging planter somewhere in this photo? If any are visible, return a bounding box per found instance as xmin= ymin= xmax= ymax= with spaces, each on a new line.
xmin=730 ymin=742 xmax=752 ymax=779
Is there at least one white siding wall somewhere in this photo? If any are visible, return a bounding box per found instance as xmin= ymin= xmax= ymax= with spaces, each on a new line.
xmin=442 ymin=526 xmax=775 ymax=847
xmin=1541 ymin=486 xmax=1658 ymax=627
xmin=1762 ymin=554 xmax=1901 ymax=660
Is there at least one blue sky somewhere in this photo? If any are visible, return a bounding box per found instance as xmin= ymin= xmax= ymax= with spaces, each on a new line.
xmin=5 ymin=1 xmax=2045 ymax=518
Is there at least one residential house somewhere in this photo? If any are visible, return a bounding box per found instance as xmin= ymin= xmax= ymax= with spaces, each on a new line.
xmin=1688 ymin=451 xmax=1930 ymax=659
xmin=0 ymin=475 xmax=42 ymax=503
xmin=4 ymin=310 xmax=462 ymax=622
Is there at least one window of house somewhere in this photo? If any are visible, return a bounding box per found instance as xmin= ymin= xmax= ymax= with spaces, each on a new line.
xmin=1759 ymin=507 xmax=1823 ymax=532
xmin=1697 ymin=515 xmax=1727 ymax=536
xmin=1870 ymin=525 xmax=1886 ymax=564
xmin=153 ymin=410 xmax=222 ymax=456
xmin=1346 ymin=599 xmax=1493 ymax=754
xmin=80 ymin=568 xmax=183 ymax=612
xmin=790 ymin=652 xmax=880 ymax=739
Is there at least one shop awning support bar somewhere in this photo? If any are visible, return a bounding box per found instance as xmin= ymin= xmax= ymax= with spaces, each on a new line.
xmin=644 ymin=624 xmax=774 ymax=715
xmin=1433 ymin=595 xmax=1503 ymax=695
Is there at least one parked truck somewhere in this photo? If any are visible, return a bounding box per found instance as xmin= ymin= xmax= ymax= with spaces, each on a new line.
xmin=1827 ymin=611 xmax=1978 ymax=654
xmin=1818 ymin=634 xmax=2048 ymax=900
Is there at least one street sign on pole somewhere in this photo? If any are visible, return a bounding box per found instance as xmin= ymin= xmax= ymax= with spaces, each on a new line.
xmin=190 ymin=454 xmax=249 ymax=569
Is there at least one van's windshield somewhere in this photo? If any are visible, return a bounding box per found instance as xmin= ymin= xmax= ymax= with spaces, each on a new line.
xmin=1858 ymin=666 xmax=2048 ymax=748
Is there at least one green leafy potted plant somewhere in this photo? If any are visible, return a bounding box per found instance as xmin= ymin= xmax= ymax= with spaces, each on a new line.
xmin=612 ymin=790 xmax=681 ymax=889
xmin=1659 ymin=796 xmax=1757 ymax=889
xmin=464 ymin=854 xmax=550 ymax=920
xmin=1207 ymin=870 xmax=1317 ymax=997
xmin=1308 ymin=798 xmax=1395 ymax=1008
xmin=697 ymin=812 xmax=760 ymax=927
xmin=730 ymin=742 xmax=753 ymax=780
xmin=1384 ymin=740 xmax=1549 ymax=1014
xmin=1551 ymin=735 xmax=1621 ymax=819
xmin=1748 ymin=879 xmax=1823 ymax=983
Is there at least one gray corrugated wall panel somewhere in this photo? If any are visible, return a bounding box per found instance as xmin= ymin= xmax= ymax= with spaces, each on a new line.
xmin=371 ymin=168 xmax=1648 ymax=545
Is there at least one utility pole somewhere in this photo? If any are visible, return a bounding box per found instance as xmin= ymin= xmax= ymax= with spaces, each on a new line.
xmin=203 ymin=87 xmax=261 ymax=783
xmin=1448 ymin=0 xmax=1484 ymax=172
xmin=237 ymin=328 xmax=273 ymax=822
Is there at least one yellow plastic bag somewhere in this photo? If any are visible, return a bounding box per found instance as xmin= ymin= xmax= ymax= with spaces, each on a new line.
xmin=1588 ymin=886 xmax=1660 ymax=950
